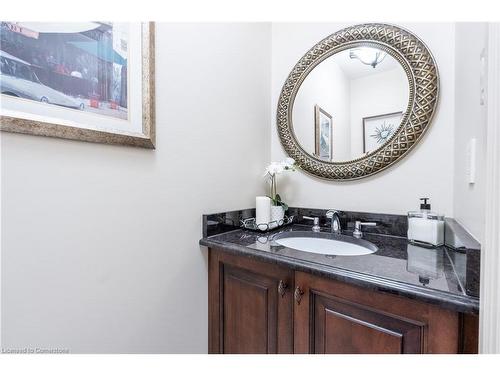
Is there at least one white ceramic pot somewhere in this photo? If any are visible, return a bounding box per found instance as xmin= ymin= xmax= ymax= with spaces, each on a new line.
xmin=270 ymin=205 xmax=285 ymax=228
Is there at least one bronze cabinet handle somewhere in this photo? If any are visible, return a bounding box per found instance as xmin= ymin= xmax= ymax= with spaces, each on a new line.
xmin=294 ymin=286 xmax=304 ymax=304
xmin=278 ymin=280 xmax=288 ymax=297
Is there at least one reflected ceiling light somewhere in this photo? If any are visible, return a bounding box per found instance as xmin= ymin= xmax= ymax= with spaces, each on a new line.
xmin=349 ymin=47 xmax=387 ymax=68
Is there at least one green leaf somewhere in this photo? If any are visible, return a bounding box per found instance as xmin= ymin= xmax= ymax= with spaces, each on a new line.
xmin=267 ymin=195 xmax=277 ymax=206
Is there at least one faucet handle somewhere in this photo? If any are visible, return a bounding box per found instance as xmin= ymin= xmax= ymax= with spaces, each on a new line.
xmin=354 ymin=221 xmax=377 ymax=229
xmin=303 ymin=216 xmax=319 ymax=225
xmin=353 ymin=221 xmax=377 ymax=238
xmin=303 ymin=216 xmax=320 ymax=232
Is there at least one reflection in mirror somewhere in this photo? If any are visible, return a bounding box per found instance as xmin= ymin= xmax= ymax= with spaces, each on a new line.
xmin=292 ymin=46 xmax=409 ymax=162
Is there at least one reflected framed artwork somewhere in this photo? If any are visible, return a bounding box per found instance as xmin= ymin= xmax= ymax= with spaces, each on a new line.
xmin=0 ymin=22 xmax=155 ymax=148
xmin=363 ymin=111 xmax=402 ymax=154
xmin=314 ymin=104 xmax=332 ymax=161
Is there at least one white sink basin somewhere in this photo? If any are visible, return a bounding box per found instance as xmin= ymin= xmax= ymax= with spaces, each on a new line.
xmin=275 ymin=232 xmax=377 ymax=256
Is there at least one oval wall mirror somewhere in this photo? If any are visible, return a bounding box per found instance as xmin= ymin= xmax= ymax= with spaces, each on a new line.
xmin=277 ymin=23 xmax=440 ymax=180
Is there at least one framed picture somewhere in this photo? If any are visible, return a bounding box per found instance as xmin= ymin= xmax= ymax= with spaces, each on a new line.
xmin=363 ymin=111 xmax=403 ymax=154
xmin=0 ymin=22 xmax=155 ymax=148
xmin=314 ymin=104 xmax=333 ymax=161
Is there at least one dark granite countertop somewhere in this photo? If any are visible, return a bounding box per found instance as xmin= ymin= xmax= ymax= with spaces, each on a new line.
xmin=200 ymin=224 xmax=479 ymax=314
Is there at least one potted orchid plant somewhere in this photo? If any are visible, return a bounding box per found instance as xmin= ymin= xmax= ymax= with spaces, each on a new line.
xmin=264 ymin=157 xmax=297 ymax=224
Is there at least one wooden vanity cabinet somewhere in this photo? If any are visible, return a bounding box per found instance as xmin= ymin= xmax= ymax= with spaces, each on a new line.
xmin=294 ymin=271 xmax=461 ymax=354
xmin=208 ymin=249 xmax=294 ymax=353
xmin=208 ymin=248 xmax=478 ymax=354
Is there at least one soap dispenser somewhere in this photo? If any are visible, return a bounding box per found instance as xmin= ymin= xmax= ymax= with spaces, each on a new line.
xmin=407 ymin=198 xmax=444 ymax=247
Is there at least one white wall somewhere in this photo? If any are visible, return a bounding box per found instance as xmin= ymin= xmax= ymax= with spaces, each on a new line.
xmin=271 ymin=23 xmax=456 ymax=217
xmin=0 ymin=22 xmax=489 ymax=354
xmin=349 ymin=67 xmax=409 ymax=158
xmin=453 ymin=23 xmax=488 ymax=242
xmin=0 ymin=23 xmax=271 ymax=353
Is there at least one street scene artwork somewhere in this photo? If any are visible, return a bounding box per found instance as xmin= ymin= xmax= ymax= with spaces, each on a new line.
xmin=0 ymin=22 xmax=155 ymax=148
xmin=1 ymin=22 xmax=129 ymax=120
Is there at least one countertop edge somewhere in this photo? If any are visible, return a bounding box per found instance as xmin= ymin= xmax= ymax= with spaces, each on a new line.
xmin=199 ymin=237 xmax=479 ymax=315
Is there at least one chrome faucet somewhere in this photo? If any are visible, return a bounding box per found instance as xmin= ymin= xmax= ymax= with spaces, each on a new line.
xmin=353 ymin=221 xmax=377 ymax=238
xmin=303 ymin=216 xmax=320 ymax=232
xmin=326 ymin=210 xmax=341 ymax=234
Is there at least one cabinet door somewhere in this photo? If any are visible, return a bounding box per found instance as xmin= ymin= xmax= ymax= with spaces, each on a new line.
xmin=294 ymin=272 xmax=460 ymax=354
xmin=209 ymin=249 xmax=294 ymax=354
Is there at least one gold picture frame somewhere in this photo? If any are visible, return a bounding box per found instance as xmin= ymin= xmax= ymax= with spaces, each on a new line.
xmin=0 ymin=22 xmax=155 ymax=148
xmin=314 ymin=104 xmax=333 ymax=161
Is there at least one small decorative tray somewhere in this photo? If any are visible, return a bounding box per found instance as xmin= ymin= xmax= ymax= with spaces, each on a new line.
xmin=240 ymin=215 xmax=295 ymax=233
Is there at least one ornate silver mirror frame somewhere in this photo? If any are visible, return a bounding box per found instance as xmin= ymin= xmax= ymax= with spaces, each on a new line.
xmin=276 ymin=23 xmax=440 ymax=180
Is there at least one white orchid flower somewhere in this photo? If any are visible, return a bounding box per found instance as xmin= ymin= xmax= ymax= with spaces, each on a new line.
xmin=263 ymin=158 xmax=297 ymax=210
xmin=264 ymin=158 xmax=297 ymax=176
xmin=265 ymin=161 xmax=286 ymax=176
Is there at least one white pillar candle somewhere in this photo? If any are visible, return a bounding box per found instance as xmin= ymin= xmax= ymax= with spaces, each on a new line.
xmin=256 ymin=196 xmax=271 ymax=225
